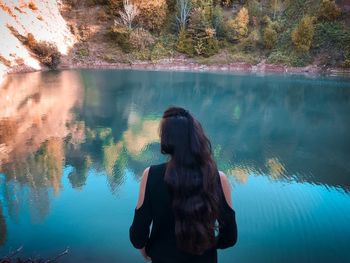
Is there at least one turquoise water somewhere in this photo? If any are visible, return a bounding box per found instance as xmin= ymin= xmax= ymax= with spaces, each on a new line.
xmin=0 ymin=70 xmax=350 ymax=262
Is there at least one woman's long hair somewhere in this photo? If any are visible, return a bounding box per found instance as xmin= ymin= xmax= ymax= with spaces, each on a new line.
xmin=160 ymin=106 xmax=221 ymax=255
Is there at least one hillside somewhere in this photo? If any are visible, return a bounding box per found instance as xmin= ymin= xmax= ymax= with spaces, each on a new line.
xmin=0 ymin=0 xmax=77 ymax=82
xmin=1 ymin=0 xmax=350 ymax=82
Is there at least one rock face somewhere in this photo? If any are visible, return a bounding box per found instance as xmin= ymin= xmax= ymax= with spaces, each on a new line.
xmin=0 ymin=0 xmax=76 ymax=82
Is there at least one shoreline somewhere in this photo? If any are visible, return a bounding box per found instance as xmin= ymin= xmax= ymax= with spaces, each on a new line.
xmin=3 ymin=59 xmax=350 ymax=81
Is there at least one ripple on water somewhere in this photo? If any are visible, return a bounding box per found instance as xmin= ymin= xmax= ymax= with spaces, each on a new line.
xmin=231 ymin=173 xmax=350 ymax=262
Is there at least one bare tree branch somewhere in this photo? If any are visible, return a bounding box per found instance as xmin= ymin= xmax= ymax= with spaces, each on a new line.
xmin=175 ymin=0 xmax=192 ymax=31
xmin=0 ymin=247 xmax=69 ymax=263
xmin=0 ymin=246 xmax=23 ymax=263
xmin=44 ymin=247 xmax=69 ymax=263
xmin=115 ymin=0 xmax=139 ymax=29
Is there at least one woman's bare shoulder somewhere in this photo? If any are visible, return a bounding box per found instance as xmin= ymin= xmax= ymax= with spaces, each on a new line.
xmin=218 ymin=171 xmax=233 ymax=208
xmin=136 ymin=167 xmax=150 ymax=209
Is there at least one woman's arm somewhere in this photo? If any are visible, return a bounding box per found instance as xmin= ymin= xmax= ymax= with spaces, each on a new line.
xmin=129 ymin=167 xmax=153 ymax=250
xmin=136 ymin=167 xmax=150 ymax=209
xmin=215 ymin=171 xmax=238 ymax=249
xmin=219 ymin=171 xmax=233 ymax=208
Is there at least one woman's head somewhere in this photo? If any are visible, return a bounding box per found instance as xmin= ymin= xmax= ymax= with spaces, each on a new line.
xmin=160 ymin=106 xmax=221 ymax=255
xmin=160 ymin=107 xmax=212 ymax=167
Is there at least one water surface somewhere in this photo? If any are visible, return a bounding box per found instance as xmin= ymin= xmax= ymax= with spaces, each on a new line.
xmin=0 ymin=70 xmax=350 ymax=262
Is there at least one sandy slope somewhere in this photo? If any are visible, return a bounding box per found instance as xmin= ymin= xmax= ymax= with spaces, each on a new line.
xmin=0 ymin=0 xmax=76 ymax=83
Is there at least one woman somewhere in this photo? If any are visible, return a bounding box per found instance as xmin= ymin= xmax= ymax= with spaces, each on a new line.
xmin=130 ymin=107 xmax=237 ymax=263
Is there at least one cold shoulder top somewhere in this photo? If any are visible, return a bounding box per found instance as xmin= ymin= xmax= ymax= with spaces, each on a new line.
xmin=129 ymin=163 xmax=238 ymax=263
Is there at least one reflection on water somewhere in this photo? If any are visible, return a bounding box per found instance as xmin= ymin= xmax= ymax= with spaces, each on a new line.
xmin=0 ymin=204 xmax=6 ymax=246
xmin=0 ymin=70 xmax=350 ymax=262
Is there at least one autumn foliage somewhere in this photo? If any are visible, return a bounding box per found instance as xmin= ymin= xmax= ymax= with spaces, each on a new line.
xmin=134 ymin=0 xmax=167 ymax=31
xmin=226 ymin=7 xmax=249 ymax=41
xmin=318 ymin=0 xmax=341 ymax=21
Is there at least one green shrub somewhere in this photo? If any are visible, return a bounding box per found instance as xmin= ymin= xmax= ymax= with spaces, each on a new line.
xmin=318 ymin=0 xmax=341 ymax=21
xmin=267 ymin=51 xmax=290 ymax=64
xmin=341 ymin=43 xmax=350 ymax=68
xmin=264 ymin=26 xmax=277 ymax=49
xmin=203 ymin=31 xmax=219 ymax=57
xmin=270 ymin=0 xmax=283 ymax=20
xmin=241 ymin=29 xmax=261 ymax=52
xmin=291 ymin=15 xmax=315 ymax=52
xmin=262 ymin=15 xmax=272 ymax=26
xmin=129 ymin=28 xmax=155 ymax=50
xmin=193 ymin=35 xmax=219 ymax=57
xmin=132 ymin=49 xmax=151 ymax=60
xmin=290 ymin=52 xmax=313 ymax=67
xmin=176 ymin=28 xmax=194 ymax=56
xmin=313 ymin=21 xmax=350 ymax=66
xmin=267 ymin=50 xmax=312 ymax=67
xmin=188 ymin=7 xmax=210 ymax=35
xmin=75 ymin=47 xmax=89 ymax=59
xmin=186 ymin=6 xmax=219 ymax=57
xmin=342 ymin=59 xmax=350 ymax=68
xmin=191 ymin=0 xmax=213 ymax=21
xmin=262 ymin=15 xmax=282 ymax=32
xmin=151 ymin=42 xmax=170 ymax=60
xmin=228 ymin=51 xmax=260 ymax=64
xmin=157 ymin=33 xmax=177 ymax=51
xmin=283 ymin=0 xmax=318 ymax=22
xmin=246 ymin=0 xmax=262 ymax=22
xmin=212 ymin=5 xmax=225 ymax=38
xmin=314 ymin=21 xmax=343 ymax=49
xmin=194 ymin=39 xmax=205 ymax=56
xmin=109 ymin=25 xmax=131 ymax=52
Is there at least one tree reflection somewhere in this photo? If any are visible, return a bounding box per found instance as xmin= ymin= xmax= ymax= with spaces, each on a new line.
xmin=0 ymin=69 xmax=349 ymax=237
xmin=72 ymin=70 xmax=350 ymax=191
xmin=0 ymin=70 xmax=83 ymax=224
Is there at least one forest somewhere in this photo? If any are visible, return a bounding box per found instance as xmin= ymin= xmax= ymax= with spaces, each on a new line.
xmin=64 ymin=0 xmax=350 ymax=68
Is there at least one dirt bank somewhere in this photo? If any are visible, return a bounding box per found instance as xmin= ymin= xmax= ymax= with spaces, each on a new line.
xmin=58 ymin=57 xmax=350 ymax=76
xmin=1 ymin=0 xmax=350 ymax=86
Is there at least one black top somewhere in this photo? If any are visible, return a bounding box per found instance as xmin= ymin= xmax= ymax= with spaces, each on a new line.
xmin=129 ymin=163 xmax=238 ymax=263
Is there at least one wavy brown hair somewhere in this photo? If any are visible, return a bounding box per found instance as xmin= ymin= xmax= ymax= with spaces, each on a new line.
xmin=160 ymin=106 xmax=221 ymax=255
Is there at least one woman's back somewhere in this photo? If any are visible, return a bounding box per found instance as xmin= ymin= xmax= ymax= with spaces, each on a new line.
xmin=130 ymin=107 xmax=237 ymax=262
xmin=130 ymin=162 xmax=237 ymax=263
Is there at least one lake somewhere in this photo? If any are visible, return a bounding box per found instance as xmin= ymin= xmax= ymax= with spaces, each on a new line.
xmin=0 ymin=69 xmax=350 ymax=263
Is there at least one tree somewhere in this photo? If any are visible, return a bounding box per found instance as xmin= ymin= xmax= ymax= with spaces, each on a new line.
xmin=212 ymin=5 xmax=225 ymax=38
xmin=291 ymin=16 xmax=315 ymax=52
xmin=226 ymin=7 xmax=249 ymax=41
xmin=246 ymin=0 xmax=263 ymax=21
xmin=175 ymin=0 xmax=192 ymax=31
xmin=186 ymin=6 xmax=219 ymax=57
xmin=134 ymin=0 xmax=168 ymax=31
xmin=115 ymin=0 xmax=139 ymax=29
xmin=264 ymin=26 xmax=277 ymax=49
xmin=176 ymin=27 xmax=194 ymax=55
xmin=270 ymin=0 xmax=282 ymax=20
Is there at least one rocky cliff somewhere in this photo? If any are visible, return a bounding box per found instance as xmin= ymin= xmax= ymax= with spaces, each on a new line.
xmin=0 ymin=0 xmax=76 ymax=83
